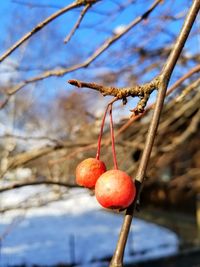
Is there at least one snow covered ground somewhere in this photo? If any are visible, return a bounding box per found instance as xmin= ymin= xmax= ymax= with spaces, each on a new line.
xmin=0 ymin=187 xmax=179 ymax=267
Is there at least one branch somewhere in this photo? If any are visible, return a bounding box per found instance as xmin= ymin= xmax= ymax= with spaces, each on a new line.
xmin=0 ymin=96 xmax=9 ymax=109
xmin=69 ymin=62 xmax=200 ymax=116
xmin=68 ymin=78 xmax=159 ymax=114
xmin=3 ymin=66 xmax=198 ymax=174
xmin=115 ymin=63 xmax=200 ymax=138
xmin=0 ymin=193 xmax=64 ymax=213
xmin=1 ymin=0 xmax=161 ymax=104
xmin=109 ymin=1 xmax=200 ymax=266
xmin=6 ymin=146 xmax=61 ymax=170
xmin=0 ymin=0 xmax=97 ymax=63
xmin=0 ymin=215 xmax=24 ymax=241
xmin=167 ymin=64 xmax=200 ymax=93
xmin=159 ymin=78 xmax=200 ymax=132
xmin=36 ymin=65 xmax=200 ymax=170
xmin=162 ymin=108 xmax=200 ymax=152
xmin=0 ymin=133 xmax=64 ymax=144
xmin=64 ymin=4 xmax=91 ymax=44
xmin=1 ymin=141 xmax=92 ymax=176
xmin=0 ymin=179 xmax=78 ymax=193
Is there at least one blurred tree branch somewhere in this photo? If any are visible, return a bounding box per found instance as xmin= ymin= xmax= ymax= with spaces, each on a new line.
xmin=64 ymin=3 xmax=91 ymax=44
xmin=0 ymin=0 xmax=162 ymax=109
xmin=0 ymin=179 xmax=77 ymax=193
xmin=1 ymin=65 xmax=199 ymax=177
xmin=0 ymin=1 xmax=199 ymax=265
xmin=0 ymin=0 xmax=100 ymax=63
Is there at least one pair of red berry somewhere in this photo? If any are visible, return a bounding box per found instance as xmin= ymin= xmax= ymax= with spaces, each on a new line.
xmin=75 ymin=103 xmax=136 ymax=210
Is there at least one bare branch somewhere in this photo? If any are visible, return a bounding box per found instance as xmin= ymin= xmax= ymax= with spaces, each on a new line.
xmin=2 ymin=0 xmax=161 ymax=100
xmin=0 ymin=141 xmax=92 ymax=176
xmin=68 ymin=78 xmax=159 ymax=114
xmin=37 ymin=66 xmax=199 ymax=169
xmin=0 ymin=96 xmax=9 ymax=109
xmin=163 ymin=108 xmax=200 ymax=152
xmin=64 ymin=4 xmax=91 ymax=44
xmin=159 ymin=80 xmax=200 ymax=132
xmin=0 ymin=0 xmax=92 ymax=63
xmin=69 ymin=63 xmax=200 ymax=117
xmin=0 ymin=179 xmax=78 ymax=193
xmin=0 ymin=216 xmax=24 ymax=241
xmin=0 ymin=193 xmax=64 ymax=213
xmin=7 ymin=146 xmax=61 ymax=170
xmin=3 ymin=66 xmax=198 ymax=175
xmin=115 ymin=63 xmax=200 ymax=137
xmin=0 ymin=133 xmax=64 ymax=145
xmin=166 ymin=63 xmax=200 ymax=93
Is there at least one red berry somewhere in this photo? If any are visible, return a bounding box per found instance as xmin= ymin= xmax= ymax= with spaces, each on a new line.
xmin=76 ymin=158 xmax=106 ymax=188
xmin=95 ymin=169 xmax=136 ymax=209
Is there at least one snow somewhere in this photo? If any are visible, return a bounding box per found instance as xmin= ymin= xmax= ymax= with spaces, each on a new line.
xmin=0 ymin=187 xmax=179 ymax=266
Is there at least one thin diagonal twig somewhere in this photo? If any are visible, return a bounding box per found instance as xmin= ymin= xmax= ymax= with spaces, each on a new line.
xmin=0 ymin=0 xmax=91 ymax=63
xmin=0 ymin=180 xmax=77 ymax=193
xmin=2 ymin=0 xmax=162 ymax=101
xmin=64 ymin=4 xmax=91 ymax=44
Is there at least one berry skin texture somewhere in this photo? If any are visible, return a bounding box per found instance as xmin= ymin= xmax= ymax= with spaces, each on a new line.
xmin=76 ymin=158 xmax=106 ymax=189
xmin=95 ymin=169 xmax=136 ymax=209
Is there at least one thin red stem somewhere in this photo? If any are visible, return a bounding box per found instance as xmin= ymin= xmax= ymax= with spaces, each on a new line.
xmin=109 ymin=104 xmax=118 ymax=170
xmin=96 ymin=104 xmax=109 ymax=160
xmin=96 ymin=97 xmax=118 ymax=160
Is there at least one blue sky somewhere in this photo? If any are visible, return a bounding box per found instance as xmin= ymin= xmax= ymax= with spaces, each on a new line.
xmin=0 ymin=0 xmax=198 ymax=115
xmin=0 ymin=1 xmax=196 ymax=72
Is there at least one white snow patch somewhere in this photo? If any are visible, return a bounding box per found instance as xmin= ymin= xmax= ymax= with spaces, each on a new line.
xmin=0 ymin=187 xmax=179 ymax=266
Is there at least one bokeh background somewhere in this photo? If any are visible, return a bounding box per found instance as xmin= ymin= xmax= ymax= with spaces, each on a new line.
xmin=0 ymin=0 xmax=200 ymax=266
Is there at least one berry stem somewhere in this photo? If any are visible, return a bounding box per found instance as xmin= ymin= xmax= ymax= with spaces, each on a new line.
xmin=96 ymin=104 xmax=109 ymax=160
xmin=96 ymin=97 xmax=118 ymax=160
xmin=109 ymin=104 xmax=118 ymax=170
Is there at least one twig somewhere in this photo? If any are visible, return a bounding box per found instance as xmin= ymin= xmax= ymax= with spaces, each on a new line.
xmin=162 ymin=108 xmax=200 ymax=152
xmin=1 ymin=0 xmax=161 ymax=103
xmin=68 ymin=78 xmax=159 ymax=114
xmin=115 ymin=63 xmax=200 ymax=138
xmin=0 ymin=133 xmax=64 ymax=144
xmin=1 ymin=141 xmax=92 ymax=175
xmin=46 ymin=70 xmax=200 ymax=169
xmin=0 ymin=190 xmax=69 ymax=212
xmin=159 ymin=78 xmax=200 ymax=132
xmin=0 ymin=97 xmax=9 ymax=109
xmin=0 ymin=1 xmax=93 ymax=63
xmin=167 ymin=64 xmax=200 ymax=93
xmin=64 ymin=4 xmax=91 ymax=44
xmin=109 ymin=1 xmax=200 ymax=266
xmin=0 ymin=215 xmax=25 ymax=241
xmin=0 ymin=179 xmax=78 ymax=193
xmin=3 ymin=66 xmax=198 ymax=174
